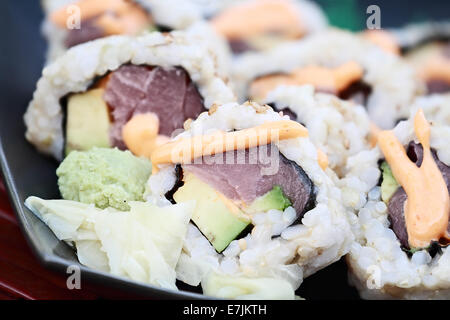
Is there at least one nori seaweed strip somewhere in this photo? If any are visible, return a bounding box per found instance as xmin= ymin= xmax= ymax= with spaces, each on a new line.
xmin=338 ymin=80 xmax=372 ymax=106
xmin=165 ymin=164 xmax=184 ymax=204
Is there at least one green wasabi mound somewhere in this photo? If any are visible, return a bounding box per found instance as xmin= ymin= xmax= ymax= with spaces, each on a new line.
xmin=57 ymin=147 xmax=151 ymax=211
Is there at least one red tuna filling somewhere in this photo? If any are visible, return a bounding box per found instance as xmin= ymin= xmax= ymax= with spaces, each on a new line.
xmin=104 ymin=64 xmax=205 ymax=149
xmin=182 ymin=144 xmax=315 ymax=219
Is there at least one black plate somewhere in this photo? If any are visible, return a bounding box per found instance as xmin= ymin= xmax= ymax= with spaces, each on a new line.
xmin=5 ymin=0 xmax=447 ymax=300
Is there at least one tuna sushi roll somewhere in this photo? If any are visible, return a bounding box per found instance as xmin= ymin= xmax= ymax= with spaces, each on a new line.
xmin=262 ymin=85 xmax=375 ymax=177
xmin=233 ymin=29 xmax=424 ymax=129
xmin=187 ymin=0 xmax=327 ymax=54
xmin=262 ymin=85 xmax=381 ymax=213
xmin=24 ymin=29 xmax=235 ymax=160
xmin=365 ymin=23 xmax=450 ymax=96
xmin=393 ymin=22 xmax=450 ymax=95
xmin=42 ymin=0 xmax=202 ymax=61
xmin=347 ymin=109 xmax=450 ymax=299
xmin=145 ymin=101 xmax=353 ymax=299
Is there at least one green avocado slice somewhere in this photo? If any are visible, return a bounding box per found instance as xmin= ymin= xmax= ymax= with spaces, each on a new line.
xmin=65 ymin=88 xmax=111 ymax=156
xmin=244 ymin=186 xmax=292 ymax=214
xmin=173 ymin=172 xmax=251 ymax=253
xmin=380 ymin=161 xmax=400 ymax=203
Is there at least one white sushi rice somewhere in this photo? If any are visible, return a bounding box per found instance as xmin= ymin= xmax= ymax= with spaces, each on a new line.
xmin=42 ymin=0 xmax=203 ymax=61
xmin=337 ymin=148 xmax=381 ymax=214
xmin=24 ymin=29 xmax=236 ymax=160
xmin=232 ymin=29 xmax=424 ymax=129
xmin=145 ymin=101 xmax=354 ymax=296
xmin=409 ymin=93 xmax=450 ymax=126
xmin=347 ymin=115 xmax=450 ymax=299
xmin=264 ymin=85 xmax=373 ymax=176
xmin=263 ymin=84 xmax=381 ymax=221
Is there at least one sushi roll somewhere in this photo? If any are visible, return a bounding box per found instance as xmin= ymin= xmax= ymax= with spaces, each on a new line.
xmin=145 ymin=101 xmax=354 ymax=298
xmin=233 ymin=29 xmax=424 ymax=129
xmin=393 ymin=22 xmax=450 ymax=95
xmin=262 ymin=85 xmax=375 ymax=177
xmin=406 ymin=41 xmax=450 ymax=95
xmin=263 ymin=85 xmax=381 ymax=215
xmin=41 ymin=0 xmax=202 ymax=61
xmin=24 ymin=29 xmax=235 ymax=160
xmin=188 ymin=0 xmax=328 ymax=54
xmin=347 ymin=109 xmax=450 ymax=299
xmin=402 ymin=30 xmax=450 ymax=96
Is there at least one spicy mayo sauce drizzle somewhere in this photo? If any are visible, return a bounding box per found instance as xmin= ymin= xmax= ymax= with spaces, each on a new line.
xmin=51 ymin=0 xmax=150 ymax=36
xmin=250 ymin=61 xmax=364 ymax=101
xmin=211 ymin=0 xmax=305 ymax=41
xmin=150 ymin=120 xmax=308 ymax=173
xmin=378 ymin=109 xmax=450 ymax=248
xmin=122 ymin=113 xmax=170 ymax=159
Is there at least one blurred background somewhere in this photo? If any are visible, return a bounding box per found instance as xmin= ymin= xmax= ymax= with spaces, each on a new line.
xmin=0 ymin=0 xmax=449 ymax=102
xmin=1 ymin=0 xmax=449 ymax=103
xmin=316 ymin=0 xmax=450 ymax=31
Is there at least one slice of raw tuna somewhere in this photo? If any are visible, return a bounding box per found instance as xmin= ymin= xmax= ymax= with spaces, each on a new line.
xmin=387 ymin=142 xmax=450 ymax=249
xmin=104 ymin=65 xmax=205 ymax=148
xmin=182 ymin=144 xmax=315 ymax=219
xmin=387 ymin=187 xmax=409 ymax=248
